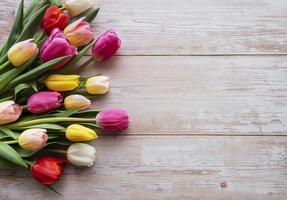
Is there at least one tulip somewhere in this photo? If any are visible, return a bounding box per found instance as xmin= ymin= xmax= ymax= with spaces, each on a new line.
xmin=18 ymin=129 xmax=48 ymax=151
xmin=0 ymin=101 xmax=22 ymax=125
xmin=27 ymin=91 xmax=62 ymax=114
xmin=96 ymin=108 xmax=129 ymax=132
xmin=31 ymin=157 xmax=66 ymax=185
xmin=44 ymin=74 xmax=80 ymax=91
xmin=85 ymin=76 xmax=110 ymax=95
xmin=92 ymin=29 xmax=121 ymax=62
xmin=7 ymin=39 xmax=38 ymax=67
xmin=40 ymin=28 xmax=78 ymax=70
xmin=64 ymin=94 xmax=91 ymax=110
xmin=41 ymin=5 xmax=70 ymax=34
xmin=66 ymin=124 xmax=97 ymax=142
xmin=64 ymin=17 xmax=94 ymax=47
xmin=67 ymin=143 xmax=96 ymax=167
xmin=64 ymin=0 xmax=93 ymax=17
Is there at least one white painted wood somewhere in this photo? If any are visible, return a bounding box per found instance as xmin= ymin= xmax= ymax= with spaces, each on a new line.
xmin=0 ymin=136 xmax=287 ymax=200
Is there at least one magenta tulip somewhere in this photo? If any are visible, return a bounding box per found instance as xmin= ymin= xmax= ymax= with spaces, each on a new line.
xmin=92 ymin=29 xmax=121 ymax=62
xmin=40 ymin=28 xmax=77 ymax=70
xmin=96 ymin=108 xmax=129 ymax=132
xmin=28 ymin=91 xmax=63 ymax=114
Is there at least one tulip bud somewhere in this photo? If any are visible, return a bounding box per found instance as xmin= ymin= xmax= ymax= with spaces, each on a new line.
xmin=67 ymin=143 xmax=96 ymax=167
xmin=66 ymin=124 xmax=97 ymax=142
xmin=64 ymin=17 xmax=94 ymax=47
xmin=64 ymin=0 xmax=93 ymax=17
xmin=41 ymin=5 xmax=70 ymax=34
xmin=0 ymin=101 xmax=22 ymax=125
xmin=28 ymin=91 xmax=62 ymax=114
xmin=18 ymin=129 xmax=48 ymax=151
xmin=85 ymin=76 xmax=110 ymax=95
xmin=7 ymin=39 xmax=38 ymax=67
xmin=92 ymin=29 xmax=121 ymax=62
xmin=31 ymin=157 xmax=66 ymax=185
xmin=40 ymin=28 xmax=78 ymax=70
xmin=44 ymin=74 xmax=80 ymax=92
xmin=64 ymin=94 xmax=91 ymax=110
xmin=96 ymin=108 xmax=129 ymax=132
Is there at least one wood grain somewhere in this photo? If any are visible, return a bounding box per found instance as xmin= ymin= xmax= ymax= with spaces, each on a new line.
xmin=1 ymin=0 xmax=287 ymax=55
xmin=1 ymin=136 xmax=287 ymax=200
xmin=81 ymin=55 xmax=287 ymax=135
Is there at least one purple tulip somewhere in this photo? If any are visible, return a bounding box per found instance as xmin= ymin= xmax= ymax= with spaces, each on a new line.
xmin=96 ymin=108 xmax=129 ymax=132
xmin=92 ymin=29 xmax=121 ymax=62
xmin=28 ymin=91 xmax=63 ymax=114
xmin=40 ymin=28 xmax=77 ymax=70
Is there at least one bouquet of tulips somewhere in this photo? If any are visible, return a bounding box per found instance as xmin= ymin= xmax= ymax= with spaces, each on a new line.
xmin=0 ymin=0 xmax=129 ymax=192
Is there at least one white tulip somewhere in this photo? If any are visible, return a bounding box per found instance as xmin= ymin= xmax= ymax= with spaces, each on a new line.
xmin=18 ymin=129 xmax=48 ymax=151
xmin=64 ymin=0 xmax=93 ymax=17
xmin=67 ymin=143 xmax=96 ymax=167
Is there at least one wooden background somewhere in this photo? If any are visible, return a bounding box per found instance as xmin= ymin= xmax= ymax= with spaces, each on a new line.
xmin=1 ymin=0 xmax=287 ymax=199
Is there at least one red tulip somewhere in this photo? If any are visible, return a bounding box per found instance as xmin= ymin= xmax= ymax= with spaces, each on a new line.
xmin=28 ymin=91 xmax=63 ymax=114
xmin=92 ymin=29 xmax=121 ymax=62
xmin=41 ymin=5 xmax=70 ymax=35
xmin=96 ymin=108 xmax=129 ymax=132
xmin=31 ymin=157 xmax=66 ymax=185
xmin=40 ymin=28 xmax=78 ymax=70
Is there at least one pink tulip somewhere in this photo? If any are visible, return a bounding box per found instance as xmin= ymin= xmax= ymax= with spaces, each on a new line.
xmin=92 ymin=29 xmax=121 ymax=62
xmin=40 ymin=28 xmax=77 ymax=70
xmin=96 ymin=108 xmax=129 ymax=132
xmin=0 ymin=101 xmax=22 ymax=125
xmin=28 ymin=91 xmax=63 ymax=114
xmin=64 ymin=17 xmax=94 ymax=47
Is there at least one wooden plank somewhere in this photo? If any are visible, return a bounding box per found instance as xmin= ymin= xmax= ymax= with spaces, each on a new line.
xmin=1 ymin=0 xmax=287 ymax=55
xmin=0 ymin=135 xmax=287 ymax=199
xmin=79 ymin=55 xmax=287 ymax=135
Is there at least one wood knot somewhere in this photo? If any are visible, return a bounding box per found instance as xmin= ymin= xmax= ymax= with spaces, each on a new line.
xmin=220 ymin=182 xmax=227 ymax=188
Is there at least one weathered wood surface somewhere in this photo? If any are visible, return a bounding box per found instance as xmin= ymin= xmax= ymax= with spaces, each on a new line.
xmin=1 ymin=136 xmax=287 ymax=200
xmin=0 ymin=0 xmax=287 ymax=199
xmin=1 ymin=0 xmax=287 ymax=55
xmin=81 ymin=55 xmax=287 ymax=135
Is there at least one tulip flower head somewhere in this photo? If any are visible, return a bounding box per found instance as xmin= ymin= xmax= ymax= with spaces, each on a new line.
xmin=27 ymin=91 xmax=62 ymax=114
xmin=31 ymin=157 xmax=66 ymax=185
xmin=44 ymin=74 xmax=80 ymax=92
xmin=18 ymin=129 xmax=48 ymax=151
xmin=41 ymin=5 xmax=70 ymax=34
xmin=40 ymin=28 xmax=78 ymax=70
xmin=64 ymin=17 xmax=94 ymax=47
xmin=64 ymin=0 xmax=93 ymax=17
xmin=8 ymin=39 xmax=38 ymax=67
xmin=92 ymin=29 xmax=121 ymax=62
xmin=64 ymin=94 xmax=91 ymax=110
xmin=67 ymin=143 xmax=96 ymax=167
xmin=85 ymin=76 xmax=110 ymax=95
xmin=0 ymin=101 xmax=22 ymax=125
xmin=66 ymin=124 xmax=97 ymax=142
xmin=96 ymin=108 xmax=129 ymax=132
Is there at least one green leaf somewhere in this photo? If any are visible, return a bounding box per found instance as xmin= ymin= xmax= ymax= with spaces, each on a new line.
xmin=6 ymin=56 xmax=70 ymax=90
xmin=17 ymin=147 xmax=37 ymax=158
xmin=14 ymin=83 xmax=31 ymax=99
xmin=0 ymin=126 xmax=19 ymax=140
xmin=49 ymin=0 xmax=62 ymax=6
xmin=0 ymin=54 xmax=37 ymax=92
xmin=0 ymin=142 xmax=28 ymax=168
xmin=30 ymin=81 xmax=38 ymax=92
xmin=24 ymin=0 xmax=49 ymax=24
xmin=73 ymin=110 xmax=101 ymax=118
xmin=71 ymin=7 xmax=100 ymax=23
xmin=0 ymin=157 xmax=17 ymax=169
xmin=0 ymin=0 xmax=24 ymax=59
xmin=79 ymin=123 xmax=102 ymax=130
xmin=45 ymin=185 xmax=62 ymax=195
xmin=53 ymin=109 xmax=81 ymax=117
xmin=20 ymin=124 xmax=66 ymax=131
xmin=0 ymin=132 xmax=10 ymax=140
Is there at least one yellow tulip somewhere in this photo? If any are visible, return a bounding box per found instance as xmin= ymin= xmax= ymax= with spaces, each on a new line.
xmin=8 ymin=39 xmax=38 ymax=67
xmin=64 ymin=94 xmax=91 ymax=110
xmin=64 ymin=0 xmax=92 ymax=17
xmin=85 ymin=76 xmax=110 ymax=94
xmin=18 ymin=129 xmax=48 ymax=151
xmin=66 ymin=124 xmax=97 ymax=142
xmin=44 ymin=74 xmax=80 ymax=91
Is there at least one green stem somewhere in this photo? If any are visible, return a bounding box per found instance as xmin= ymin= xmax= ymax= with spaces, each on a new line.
xmin=72 ymin=57 xmax=94 ymax=74
xmin=0 ymin=95 xmax=14 ymax=103
xmin=24 ymin=160 xmax=33 ymax=166
xmin=0 ymin=60 xmax=10 ymax=71
xmin=46 ymin=149 xmax=67 ymax=154
xmin=7 ymin=117 xmax=97 ymax=129
xmin=3 ymin=140 xmax=18 ymax=144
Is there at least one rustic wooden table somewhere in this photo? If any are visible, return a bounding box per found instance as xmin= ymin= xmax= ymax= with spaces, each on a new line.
xmin=1 ymin=0 xmax=287 ymax=199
